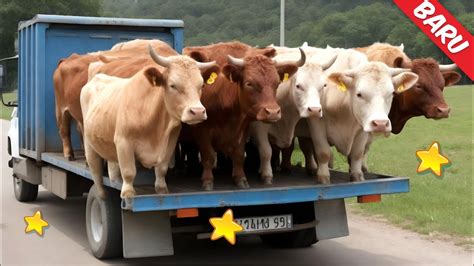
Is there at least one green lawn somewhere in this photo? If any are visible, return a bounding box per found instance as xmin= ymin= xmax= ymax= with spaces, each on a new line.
xmin=1 ymin=91 xmax=17 ymax=120
xmin=292 ymin=85 xmax=473 ymax=240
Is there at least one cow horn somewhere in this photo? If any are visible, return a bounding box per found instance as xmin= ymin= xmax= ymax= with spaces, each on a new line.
xmin=439 ymin=63 xmax=457 ymax=71
xmin=388 ymin=67 xmax=410 ymax=76
xmin=149 ymin=44 xmax=170 ymax=68
xmin=321 ymin=54 xmax=338 ymax=70
xmin=228 ymin=55 xmax=245 ymax=67
xmin=273 ymin=48 xmax=306 ymax=67
xmin=196 ymin=61 xmax=217 ymax=70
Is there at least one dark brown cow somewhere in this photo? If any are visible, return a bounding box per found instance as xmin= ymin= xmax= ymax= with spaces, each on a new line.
xmin=281 ymin=43 xmax=461 ymax=174
xmin=182 ymin=41 xmax=305 ymax=190
xmin=53 ymin=40 xmax=174 ymax=161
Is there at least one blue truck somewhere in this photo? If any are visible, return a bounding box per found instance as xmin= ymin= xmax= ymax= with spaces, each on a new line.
xmin=2 ymin=14 xmax=410 ymax=259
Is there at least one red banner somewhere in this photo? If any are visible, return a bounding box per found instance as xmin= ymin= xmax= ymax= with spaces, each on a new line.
xmin=393 ymin=0 xmax=474 ymax=80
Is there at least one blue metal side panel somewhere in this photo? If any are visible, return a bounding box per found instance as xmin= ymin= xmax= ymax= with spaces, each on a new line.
xmin=129 ymin=178 xmax=409 ymax=212
xmin=35 ymin=24 xmax=47 ymax=159
xmin=170 ymin=28 xmax=184 ymax=53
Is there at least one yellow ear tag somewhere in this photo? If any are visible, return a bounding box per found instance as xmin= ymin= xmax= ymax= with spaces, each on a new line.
xmin=207 ymin=72 xmax=218 ymax=85
xmin=337 ymin=80 xmax=347 ymax=92
xmin=283 ymin=73 xmax=289 ymax=82
xmin=397 ymin=84 xmax=404 ymax=92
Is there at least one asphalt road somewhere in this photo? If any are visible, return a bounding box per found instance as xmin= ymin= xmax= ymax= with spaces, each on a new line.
xmin=1 ymin=120 xmax=472 ymax=265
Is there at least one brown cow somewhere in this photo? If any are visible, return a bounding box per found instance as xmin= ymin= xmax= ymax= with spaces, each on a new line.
xmin=287 ymin=42 xmax=461 ymax=174
xmin=53 ymin=39 xmax=174 ymax=161
xmin=182 ymin=41 xmax=305 ymax=190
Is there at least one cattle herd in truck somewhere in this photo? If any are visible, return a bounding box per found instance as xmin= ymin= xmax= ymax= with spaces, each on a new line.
xmin=52 ymin=39 xmax=461 ymax=199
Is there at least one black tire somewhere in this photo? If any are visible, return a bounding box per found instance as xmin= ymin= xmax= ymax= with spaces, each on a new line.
xmin=86 ymin=185 xmax=123 ymax=259
xmin=260 ymin=228 xmax=318 ymax=248
xmin=13 ymin=175 xmax=38 ymax=202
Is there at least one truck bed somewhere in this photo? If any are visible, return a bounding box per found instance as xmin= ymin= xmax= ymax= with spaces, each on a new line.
xmin=41 ymin=152 xmax=409 ymax=212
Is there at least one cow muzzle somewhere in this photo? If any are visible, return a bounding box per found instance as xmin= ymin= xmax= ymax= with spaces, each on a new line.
xmin=434 ymin=106 xmax=450 ymax=119
xmin=256 ymin=106 xmax=281 ymax=123
xmin=306 ymin=106 xmax=323 ymax=118
xmin=369 ymin=119 xmax=391 ymax=133
xmin=182 ymin=106 xmax=207 ymax=125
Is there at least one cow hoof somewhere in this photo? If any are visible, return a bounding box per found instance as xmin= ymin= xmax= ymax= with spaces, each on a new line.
xmin=262 ymin=176 xmax=273 ymax=186
xmin=362 ymin=165 xmax=369 ymax=174
xmin=202 ymin=182 xmax=214 ymax=191
xmin=236 ymin=179 xmax=250 ymax=189
xmin=317 ymin=175 xmax=330 ymax=184
xmin=67 ymin=155 xmax=75 ymax=161
xmin=155 ymin=186 xmax=169 ymax=194
xmin=120 ymin=189 xmax=136 ymax=199
xmin=350 ymin=172 xmax=365 ymax=182
xmin=306 ymin=168 xmax=317 ymax=176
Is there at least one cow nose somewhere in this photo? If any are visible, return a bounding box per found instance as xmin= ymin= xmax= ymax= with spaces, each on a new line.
xmin=436 ymin=106 xmax=450 ymax=118
xmin=190 ymin=107 xmax=206 ymax=116
xmin=307 ymin=107 xmax=322 ymax=117
xmin=265 ymin=107 xmax=281 ymax=115
xmin=371 ymin=119 xmax=390 ymax=132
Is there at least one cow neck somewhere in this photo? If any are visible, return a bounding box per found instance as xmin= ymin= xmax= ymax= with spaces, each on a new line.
xmin=388 ymin=94 xmax=410 ymax=134
xmin=126 ymin=73 xmax=181 ymax=144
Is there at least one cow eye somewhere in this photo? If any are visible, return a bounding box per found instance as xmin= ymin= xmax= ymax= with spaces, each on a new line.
xmin=356 ymin=93 xmax=362 ymax=98
xmin=296 ymin=84 xmax=303 ymax=90
xmin=170 ymin=84 xmax=176 ymax=90
xmin=323 ymin=83 xmax=327 ymax=87
xmin=245 ymin=82 xmax=252 ymax=88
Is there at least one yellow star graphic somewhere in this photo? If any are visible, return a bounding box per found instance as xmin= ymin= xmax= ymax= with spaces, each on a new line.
xmin=416 ymin=142 xmax=450 ymax=177
xmin=209 ymin=209 xmax=243 ymax=245
xmin=24 ymin=210 xmax=49 ymax=236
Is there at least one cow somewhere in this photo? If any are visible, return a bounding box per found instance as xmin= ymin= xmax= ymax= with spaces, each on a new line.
xmin=181 ymin=41 xmax=305 ymax=190
xmin=81 ymin=46 xmax=219 ymax=199
xmin=283 ymin=43 xmax=461 ymax=174
xmin=53 ymin=39 xmax=174 ymax=161
xmin=249 ymin=45 xmax=337 ymax=184
xmin=295 ymin=47 xmax=418 ymax=183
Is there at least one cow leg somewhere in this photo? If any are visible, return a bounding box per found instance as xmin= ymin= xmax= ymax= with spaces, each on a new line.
xmin=196 ymin=136 xmax=216 ymax=191
xmin=280 ymin=140 xmax=294 ymax=174
xmin=115 ymin=140 xmax=137 ymax=199
xmin=231 ymin=143 xmax=249 ymax=189
xmin=307 ymin=118 xmax=331 ymax=184
xmin=154 ymin=127 xmax=180 ymax=194
xmin=76 ymin=122 xmax=85 ymax=151
xmin=252 ymin=123 xmax=273 ymax=185
xmin=328 ymin=151 xmax=334 ymax=169
xmin=299 ymin=136 xmax=317 ymax=175
xmin=107 ymin=161 xmax=122 ymax=183
xmin=84 ymin=141 xmax=106 ymax=199
xmin=59 ymin=110 xmax=75 ymax=161
xmin=361 ymin=137 xmax=373 ymax=174
xmin=349 ymin=132 xmax=369 ymax=182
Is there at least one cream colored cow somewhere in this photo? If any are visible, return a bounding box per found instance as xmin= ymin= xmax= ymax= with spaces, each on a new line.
xmin=81 ymin=46 xmax=218 ymax=199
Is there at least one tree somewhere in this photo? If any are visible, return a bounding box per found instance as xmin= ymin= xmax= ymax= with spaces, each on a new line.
xmin=0 ymin=0 xmax=102 ymax=58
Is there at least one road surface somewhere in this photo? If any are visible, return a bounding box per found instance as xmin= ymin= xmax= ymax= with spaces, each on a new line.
xmin=1 ymin=120 xmax=471 ymax=265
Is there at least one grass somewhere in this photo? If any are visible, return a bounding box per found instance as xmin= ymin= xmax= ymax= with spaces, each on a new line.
xmin=1 ymin=91 xmax=17 ymax=120
xmin=292 ymin=85 xmax=473 ymax=239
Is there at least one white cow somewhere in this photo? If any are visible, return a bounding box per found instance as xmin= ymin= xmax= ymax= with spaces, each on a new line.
xmin=250 ymin=46 xmax=337 ymax=184
xmin=298 ymin=47 xmax=418 ymax=183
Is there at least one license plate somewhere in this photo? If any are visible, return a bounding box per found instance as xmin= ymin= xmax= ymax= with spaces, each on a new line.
xmin=235 ymin=214 xmax=292 ymax=233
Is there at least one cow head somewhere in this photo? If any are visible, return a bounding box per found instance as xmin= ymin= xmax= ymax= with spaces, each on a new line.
xmin=148 ymin=45 xmax=219 ymax=125
xmin=221 ymin=49 xmax=306 ymax=122
xmin=289 ymin=54 xmax=338 ymax=118
xmin=328 ymin=62 xmax=418 ymax=134
xmin=392 ymin=59 xmax=460 ymax=127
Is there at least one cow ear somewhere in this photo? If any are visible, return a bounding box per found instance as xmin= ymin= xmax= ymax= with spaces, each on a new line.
xmin=392 ymin=72 xmax=418 ymax=94
xmin=442 ymin=71 xmax=461 ymax=86
xmin=201 ymin=65 xmax=220 ymax=85
xmin=328 ymin=72 xmax=354 ymax=92
xmin=393 ymin=57 xmax=404 ymax=68
xmin=222 ymin=64 xmax=243 ymax=83
xmin=277 ymin=64 xmax=298 ymax=82
xmin=144 ymin=67 xmax=165 ymax=87
xmin=256 ymin=47 xmax=276 ymax=58
xmin=188 ymin=50 xmax=209 ymax=63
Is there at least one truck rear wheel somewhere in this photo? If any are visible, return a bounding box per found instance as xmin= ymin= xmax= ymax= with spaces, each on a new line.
xmin=13 ymin=175 xmax=38 ymax=202
xmin=260 ymin=228 xmax=318 ymax=248
xmin=86 ymin=185 xmax=123 ymax=259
